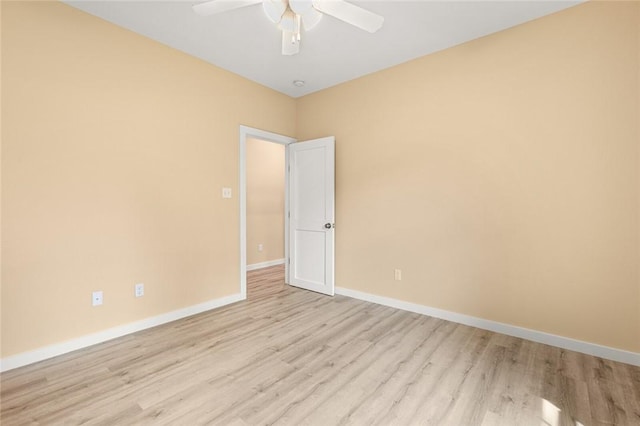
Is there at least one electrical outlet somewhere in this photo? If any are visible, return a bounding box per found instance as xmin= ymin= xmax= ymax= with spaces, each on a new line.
xmin=222 ymin=187 xmax=232 ymax=199
xmin=258 ymin=243 xmax=263 ymax=252
xmin=394 ymin=269 xmax=402 ymax=281
xmin=135 ymin=283 xmax=144 ymax=298
xmin=92 ymin=291 xmax=103 ymax=306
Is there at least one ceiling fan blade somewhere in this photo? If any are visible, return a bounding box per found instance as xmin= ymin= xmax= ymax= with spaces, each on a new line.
xmin=193 ymin=0 xmax=261 ymax=16
xmin=282 ymin=30 xmax=300 ymax=56
xmin=312 ymin=0 xmax=383 ymax=33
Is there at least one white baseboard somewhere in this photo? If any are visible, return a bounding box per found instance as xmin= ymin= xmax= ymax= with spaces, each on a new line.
xmin=246 ymin=258 xmax=285 ymax=271
xmin=335 ymin=287 xmax=640 ymax=367
xmin=5 ymin=286 xmax=636 ymax=372
xmin=0 ymin=292 xmax=245 ymax=372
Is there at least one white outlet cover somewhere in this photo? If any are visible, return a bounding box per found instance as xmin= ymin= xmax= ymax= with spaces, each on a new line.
xmin=135 ymin=283 xmax=144 ymax=297
xmin=222 ymin=187 xmax=232 ymax=199
xmin=92 ymin=291 xmax=103 ymax=306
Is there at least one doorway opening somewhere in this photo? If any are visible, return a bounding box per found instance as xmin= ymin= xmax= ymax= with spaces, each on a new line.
xmin=246 ymin=138 xmax=285 ymax=271
xmin=246 ymin=138 xmax=286 ymax=299
xmin=239 ymin=126 xmax=295 ymax=299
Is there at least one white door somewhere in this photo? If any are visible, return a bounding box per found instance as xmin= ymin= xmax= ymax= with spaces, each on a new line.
xmin=288 ymin=137 xmax=335 ymax=296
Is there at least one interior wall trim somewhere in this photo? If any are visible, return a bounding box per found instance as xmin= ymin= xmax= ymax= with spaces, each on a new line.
xmin=246 ymin=258 xmax=286 ymax=271
xmin=0 ymin=293 xmax=244 ymax=372
xmin=335 ymin=287 xmax=640 ymax=367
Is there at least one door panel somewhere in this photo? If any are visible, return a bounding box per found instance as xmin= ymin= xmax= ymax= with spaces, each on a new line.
xmin=294 ymin=230 xmax=326 ymax=285
xmin=289 ymin=137 xmax=335 ymax=295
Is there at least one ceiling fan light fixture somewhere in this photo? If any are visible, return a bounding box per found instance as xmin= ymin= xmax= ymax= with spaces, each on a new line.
xmin=289 ymin=0 xmax=312 ymax=15
xmin=282 ymin=30 xmax=300 ymax=55
xmin=263 ymin=0 xmax=286 ymax=23
xmin=278 ymin=8 xmax=297 ymax=32
xmin=300 ymin=8 xmax=322 ymax=31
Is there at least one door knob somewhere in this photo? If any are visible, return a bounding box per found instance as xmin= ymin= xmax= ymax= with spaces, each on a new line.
xmin=324 ymin=223 xmax=334 ymax=229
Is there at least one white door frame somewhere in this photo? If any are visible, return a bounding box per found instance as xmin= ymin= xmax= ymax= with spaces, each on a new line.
xmin=239 ymin=125 xmax=296 ymax=299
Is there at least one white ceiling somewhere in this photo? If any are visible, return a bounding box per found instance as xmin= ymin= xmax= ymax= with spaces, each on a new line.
xmin=64 ymin=0 xmax=581 ymax=97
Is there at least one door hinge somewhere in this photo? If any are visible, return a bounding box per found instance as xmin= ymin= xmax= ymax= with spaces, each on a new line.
xmin=288 ymin=258 xmax=291 ymax=264
xmin=288 ymin=211 xmax=290 ymax=218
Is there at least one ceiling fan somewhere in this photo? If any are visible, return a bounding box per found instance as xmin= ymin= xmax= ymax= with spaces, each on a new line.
xmin=193 ymin=0 xmax=384 ymax=55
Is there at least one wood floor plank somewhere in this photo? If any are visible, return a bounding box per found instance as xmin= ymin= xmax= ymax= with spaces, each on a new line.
xmin=2 ymin=264 xmax=639 ymax=425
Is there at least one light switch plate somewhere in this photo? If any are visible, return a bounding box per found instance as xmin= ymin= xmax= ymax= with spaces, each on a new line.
xmin=394 ymin=269 xmax=402 ymax=281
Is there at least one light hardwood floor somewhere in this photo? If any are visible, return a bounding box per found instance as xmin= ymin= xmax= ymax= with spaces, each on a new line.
xmin=1 ymin=265 xmax=639 ymax=425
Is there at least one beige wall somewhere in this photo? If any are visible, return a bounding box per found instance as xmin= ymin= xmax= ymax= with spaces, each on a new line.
xmin=297 ymin=1 xmax=640 ymax=353
xmin=2 ymin=0 xmax=639 ymax=361
xmin=0 ymin=0 xmax=3 ymax=359
xmin=1 ymin=1 xmax=295 ymax=357
xmin=246 ymin=138 xmax=285 ymax=265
